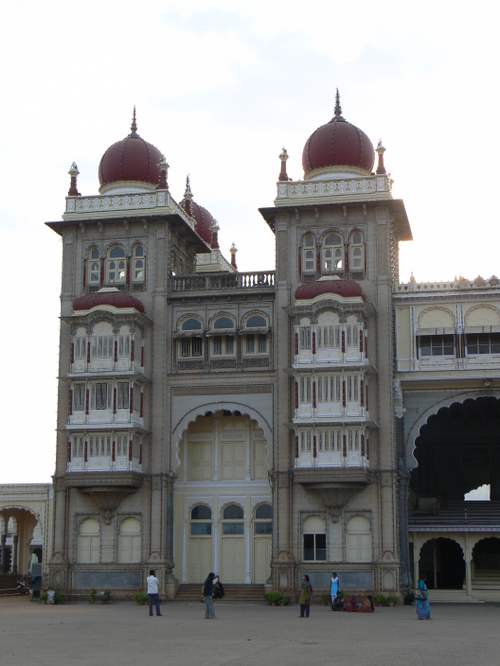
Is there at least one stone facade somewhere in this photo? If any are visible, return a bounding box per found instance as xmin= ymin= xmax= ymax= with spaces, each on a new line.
xmin=15 ymin=102 xmax=496 ymax=600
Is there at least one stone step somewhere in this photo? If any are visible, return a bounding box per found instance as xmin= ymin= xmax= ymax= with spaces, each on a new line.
xmin=427 ymin=589 xmax=483 ymax=604
xmin=175 ymin=584 xmax=266 ymax=602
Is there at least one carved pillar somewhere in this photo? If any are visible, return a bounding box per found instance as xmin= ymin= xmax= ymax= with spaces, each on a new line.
xmin=0 ymin=534 xmax=7 ymax=574
xmin=465 ymin=559 xmax=472 ymax=596
xmin=165 ymin=473 xmax=175 ymax=565
xmin=213 ymin=419 xmax=219 ymax=481
xmin=213 ymin=520 xmax=219 ymax=575
xmin=245 ymin=520 xmax=251 ymax=584
xmin=12 ymin=534 xmax=18 ymax=574
xmin=413 ymin=557 xmax=419 ymax=588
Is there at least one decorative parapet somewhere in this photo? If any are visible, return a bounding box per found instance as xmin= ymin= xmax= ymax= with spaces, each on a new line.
xmin=395 ymin=276 xmax=500 ymax=295
xmin=64 ymin=190 xmax=195 ymax=229
xmin=275 ymin=174 xmax=391 ymax=205
xmin=170 ymin=271 xmax=275 ymax=293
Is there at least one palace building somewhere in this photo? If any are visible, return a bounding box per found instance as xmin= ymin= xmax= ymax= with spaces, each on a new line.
xmin=3 ymin=95 xmax=499 ymax=602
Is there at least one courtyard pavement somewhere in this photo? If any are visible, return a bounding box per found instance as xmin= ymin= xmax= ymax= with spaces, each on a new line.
xmin=1 ymin=595 xmax=499 ymax=666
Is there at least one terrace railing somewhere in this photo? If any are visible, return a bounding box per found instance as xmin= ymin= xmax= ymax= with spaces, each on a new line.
xmin=170 ymin=271 xmax=275 ymax=293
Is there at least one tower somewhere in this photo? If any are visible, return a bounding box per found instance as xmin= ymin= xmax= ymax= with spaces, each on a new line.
xmin=260 ymin=91 xmax=412 ymax=592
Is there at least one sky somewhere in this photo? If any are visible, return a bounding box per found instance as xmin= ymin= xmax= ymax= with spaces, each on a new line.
xmin=1 ymin=0 xmax=499 ymax=484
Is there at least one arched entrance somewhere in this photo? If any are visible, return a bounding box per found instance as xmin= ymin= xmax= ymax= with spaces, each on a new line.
xmin=0 ymin=509 xmax=39 ymax=576
xmin=410 ymin=397 xmax=500 ymax=501
xmin=408 ymin=398 xmax=500 ymax=597
xmin=174 ymin=410 xmax=273 ymax=584
xmin=472 ymin=537 xmax=500 ymax=590
xmin=419 ymin=538 xmax=465 ymax=589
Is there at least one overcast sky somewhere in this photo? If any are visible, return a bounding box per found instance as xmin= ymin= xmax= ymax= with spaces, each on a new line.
xmin=1 ymin=0 xmax=499 ymax=484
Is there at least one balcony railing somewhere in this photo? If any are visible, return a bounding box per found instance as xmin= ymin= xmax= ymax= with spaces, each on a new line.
xmin=170 ymin=271 xmax=275 ymax=293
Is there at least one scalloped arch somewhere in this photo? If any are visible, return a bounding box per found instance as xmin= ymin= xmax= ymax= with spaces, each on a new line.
xmin=405 ymin=391 xmax=500 ymax=469
xmin=171 ymin=401 xmax=273 ymax=471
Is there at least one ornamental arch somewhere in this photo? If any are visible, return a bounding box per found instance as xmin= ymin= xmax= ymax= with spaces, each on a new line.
xmin=172 ymin=407 xmax=272 ymax=585
xmin=408 ymin=396 xmax=500 ymax=502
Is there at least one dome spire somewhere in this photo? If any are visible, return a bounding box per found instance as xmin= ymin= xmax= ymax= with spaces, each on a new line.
xmin=333 ymin=88 xmax=344 ymax=120
xmin=130 ymin=106 xmax=138 ymax=136
xmin=184 ymin=175 xmax=193 ymax=201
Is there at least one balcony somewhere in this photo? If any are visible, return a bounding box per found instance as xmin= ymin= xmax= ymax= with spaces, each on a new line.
xmin=169 ymin=271 xmax=275 ymax=294
xmin=67 ymin=456 xmax=142 ymax=475
xmin=295 ymin=452 xmax=369 ymax=470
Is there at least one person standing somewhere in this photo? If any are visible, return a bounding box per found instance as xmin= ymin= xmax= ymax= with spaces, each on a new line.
xmin=147 ymin=569 xmax=162 ymax=617
xmin=330 ymin=572 xmax=340 ymax=604
xmin=202 ymin=572 xmax=219 ymax=619
xmin=299 ymin=574 xmax=313 ymax=618
xmin=416 ymin=576 xmax=431 ymax=620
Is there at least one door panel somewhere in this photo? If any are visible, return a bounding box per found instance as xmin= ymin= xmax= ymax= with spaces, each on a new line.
xmin=253 ymin=537 xmax=272 ymax=583
xmin=220 ymin=537 xmax=245 ymax=582
xmin=188 ymin=537 xmax=212 ymax=583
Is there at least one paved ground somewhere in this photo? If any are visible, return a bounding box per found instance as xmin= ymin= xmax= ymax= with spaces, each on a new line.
xmin=1 ymin=596 xmax=500 ymax=666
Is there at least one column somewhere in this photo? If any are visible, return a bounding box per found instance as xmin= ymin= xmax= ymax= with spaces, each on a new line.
xmin=12 ymin=534 xmax=19 ymax=574
xmin=245 ymin=520 xmax=251 ymax=583
xmin=213 ymin=520 xmax=219 ymax=575
xmin=182 ymin=521 xmax=187 ymax=583
xmin=213 ymin=419 xmax=219 ymax=481
xmin=245 ymin=421 xmax=251 ymax=481
xmin=413 ymin=556 xmax=419 ymax=589
xmin=465 ymin=560 xmax=472 ymax=596
xmin=0 ymin=534 xmax=7 ymax=574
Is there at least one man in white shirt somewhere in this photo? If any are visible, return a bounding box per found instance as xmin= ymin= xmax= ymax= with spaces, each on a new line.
xmin=147 ymin=569 xmax=162 ymax=616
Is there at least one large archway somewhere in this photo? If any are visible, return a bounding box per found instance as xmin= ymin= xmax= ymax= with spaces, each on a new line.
xmin=173 ymin=410 xmax=273 ymax=585
xmin=410 ymin=397 xmax=500 ymax=503
xmin=418 ymin=537 xmax=465 ymax=590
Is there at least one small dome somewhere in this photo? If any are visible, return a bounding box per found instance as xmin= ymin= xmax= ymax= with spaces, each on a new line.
xmin=180 ymin=176 xmax=218 ymax=248
xmin=98 ymin=110 xmax=164 ymax=193
xmin=295 ymin=279 xmax=365 ymax=301
xmin=73 ymin=289 xmax=145 ymax=313
xmin=302 ymin=91 xmax=374 ymax=178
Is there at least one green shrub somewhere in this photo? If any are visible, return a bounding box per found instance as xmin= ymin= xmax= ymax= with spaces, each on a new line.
xmin=320 ymin=592 xmax=331 ymax=605
xmin=134 ymin=592 xmax=149 ymax=605
xmin=373 ymin=593 xmax=396 ymax=607
xmin=264 ymin=589 xmax=284 ymax=606
xmin=280 ymin=595 xmax=291 ymax=606
xmin=98 ymin=590 xmax=111 ymax=604
xmin=89 ymin=587 xmax=97 ymax=603
xmin=404 ymin=590 xmax=415 ymax=605
xmin=53 ymin=587 xmax=67 ymax=604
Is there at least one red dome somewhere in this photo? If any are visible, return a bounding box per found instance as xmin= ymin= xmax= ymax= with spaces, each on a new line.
xmin=98 ymin=112 xmax=163 ymax=189
xmin=295 ymin=279 xmax=365 ymax=301
xmin=302 ymin=93 xmax=374 ymax=176
xmin=74 ymin=291 xmax=145 ymax=313
xmin=180 ymin=178 xmax=218 ymax=248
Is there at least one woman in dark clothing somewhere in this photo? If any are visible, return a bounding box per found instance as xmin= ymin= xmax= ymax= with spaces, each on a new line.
xmin=299 ymin=574 xmax=313 ymax=618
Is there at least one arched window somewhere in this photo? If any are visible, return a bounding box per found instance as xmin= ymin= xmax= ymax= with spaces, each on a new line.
xmin=211 ymin=316 xmax=235 ymax=356
xmin=88 ymin=247 xmax=100 ymax=285
xmin=302 ymin=234 xmax=316 ymax=274
xmin=222 ymin=504 xmax=244 ymax=534
xmin=254 ymin=504 xmax=273 ymax=534
xmin=242 ymin=314 xmax=269 ymax=355
xmin=132 ymin=245 xmax=145 ymax=283
xmin=77 ymin=518 xmax=100 ymax=563
xmin=346 ymin=515 xmax=371 ymax=562
xmin=349 ymin=231 xmax=364 ymax=273
xmin=302 ymin=515 xmax=326 ymax=561
xmin=107 ymin=246 xmax=126 ymax=284
xmin=190 ymin=505 xmax=212 ymax=535
xmin=179 ymin=318 xmax=203 ymax=358
xmin=316 ymin=312 xmax=341 ymax=350
xmin=322 ymin=232 xmax=344 ymax=274
xmin=118 ymin=518 xmax=141 ymax=563
xmin=90 ymin=322 xmax=114 ymax=371
xmin=74 ymin=327 xmax=87 ymax=360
